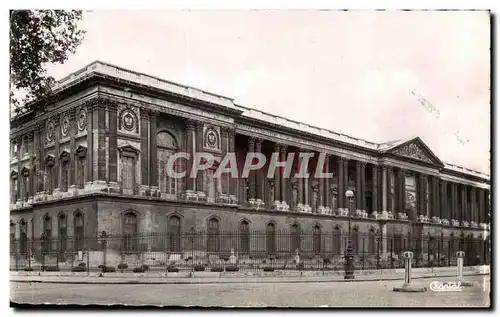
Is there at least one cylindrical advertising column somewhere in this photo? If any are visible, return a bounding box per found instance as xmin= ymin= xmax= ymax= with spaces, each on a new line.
xmin=457 ymin=251 xmax=465 ymax=282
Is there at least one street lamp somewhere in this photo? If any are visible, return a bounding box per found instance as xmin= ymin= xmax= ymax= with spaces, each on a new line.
xmin=344 ymin=190 xmax=355 ymax=280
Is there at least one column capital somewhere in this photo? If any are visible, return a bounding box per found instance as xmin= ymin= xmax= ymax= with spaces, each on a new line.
xmin=220 ymin=127 xmax=229 ymax=137
xmin=339 ymin=156 xmax=349 ymax=163
xmin=227 ymin=127 xmax=236 ymax=137
xmin=381 ymin=164 xmax=392 ymax=171
xmin=273 ymin=143 xmax=281 ymax=152
xmin=248 ymin=137 xmax=256 ymax=145
xmin=195 ymin=121 xmax=204 ymax=131
xmin=186 ymin=119 xmax=196 ymax=131
xmin=279 ymin=144 xmax=288 ymax=152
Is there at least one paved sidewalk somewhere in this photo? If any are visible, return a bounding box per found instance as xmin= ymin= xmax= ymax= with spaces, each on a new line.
xmin=11 ymin=269 xmax=487 ymax=285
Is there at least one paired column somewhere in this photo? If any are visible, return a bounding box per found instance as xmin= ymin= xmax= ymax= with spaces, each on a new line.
xmin=255 ymin=138 xmax=264 ymax=202
xmin=318 ymin=154 xmax=325 ymax=209
xmin=228 ymin=129 xmax=237 ymax=201
xmin=372 ymin=165 xmax=379 ymax=214
xmin=418 ymin=173 xmax=427 ymax=217
xmin=195 ymin=122 xmax=204 ymax=196
xmin=247 ymin=137 xmax=256 ymax=202
xmin=53 ymin=116 xmax=60 ymax=192
xmin=355 ymin=161 xmax=362 ymax=212
xmin=185 ymin=120 xmax=196 ymax=192
xmin=360 ymin=162 xmax=366 ymax=212
xmin=440 ymin=180 xmax=447 ymax=220
xmin=470 ymin=187 xmax=477 ymax=223
xmin=478 ymin=188 xmax=484 ymax=224
xmin=280 ymin=145 xmax=288 ymax=204
xmin=451 ymin=182 xmax=458 ymax=220
xmin=68 ymin=109 xmax=77 ymax=191
xmin=385 ymin=166 xmax=393 ymax=213
xmin=273 ymin=144 xmax=281 ymax=202
xmin=337 ymin=157 xmax=345 ymax=213
xmin=108 ymin=102 xmax=118 ymax=185
xmin=140 ymin=109 xmax=150 ymax=187
xmin=460 ymin=185 xmax=467 ymax=223
xmin=149 ymin=111 xmax=158 ymax=190
xmin=324 ymin=154 xmax=331 ymax=210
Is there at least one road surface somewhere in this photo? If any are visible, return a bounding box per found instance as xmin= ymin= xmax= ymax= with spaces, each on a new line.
xmin=11 ymin=275 xmax=490 ymax=307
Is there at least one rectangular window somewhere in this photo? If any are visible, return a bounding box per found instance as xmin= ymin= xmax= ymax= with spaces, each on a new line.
xmin=78 ymin=158 xmax=86 ymax=189
xmin=122 ymin=157 xmax=135 ymax=190
xmin=61 ymin=162 xmax=69 ymax=192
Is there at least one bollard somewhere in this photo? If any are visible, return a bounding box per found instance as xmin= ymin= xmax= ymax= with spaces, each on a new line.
xmin=456 ymin=251 xmax=474 ymax=287
xmin=393 ymin=251 xmax=427 ymax=292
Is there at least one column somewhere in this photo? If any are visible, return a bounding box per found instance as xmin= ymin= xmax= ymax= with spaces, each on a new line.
xmin=228 ymin=128 xmax=237 ymax=202
xmin=273 ymin=144 xmax=281 ymax=202
xmin=400 ymin=168 xmax=407 ymax=214
xmin=33 ymin=128 xmax=40 ymax=195
xmin=255 ymin=138 xmax=263 ymax=202
xmin=247 ymin=137 xmax=256 ymax=202
xmin=337 ymin=157 xmax=344 ymax=213
xmin=460 ymin=185 xmax=467 ymax=223
xmin=318 ymin=154 xmax=324 ymax=209
xmin=220 ymin=128 xmax=229 ymax=200
xmin=68 ymin=108 xmax=77 ymax=192
xmin=96 ymin=102 xmax=106 ymax=183
xmin=28 ymin=133 xmax=34 ymax=199
xmin=485 ymin=189 xmax=490 ymax=224
xmin=86 ymin=103 xmax=93 ymax=184
xmin=470 ymin=187 xmax=477 ymax=224
xmin=418 ymin=173 xmax=426 ymax=217
xmin=381 ymin=165 xmax=387 ymax=212
xmin=108 ymin=101 xmax=118 ymax=189
xmin=36 ymin=124 xmax=45 ymax=193
xmin=360 ymin=161 xmax=366 ymax=212
xmin=440 ymin=180 xmax=447 ymax=220
xmin=372 ymin=165 xmax=379 ymax=215
xmin=185 ymin=120 xmax=195 ymax=193
xmin=386 ymin=166 xmax=393 ymax=213
xmin=297 ymin=160 xmax=304 ymax=208
xmin=324 ymin=154 xmax=331 ymax=211
xmin=195 ymin=122 xmax=204 ymax=198
xmin=140 ymin=109 xmax=150 ymax=188
xmin=343 ymin=158 xmax=349 ymax=211
xmin=450 ymin=183 xmax=456 ymax=220
xmin=280 ymin=145 xmax=288 ymax=204
xmin=149 ymin=111 xmax=158 ymax=192
xmin=478 ymin=188 xmax=484 ymax=224
xmin=433 ymin=177 xmax=439 ymax=219
xmin=355 ymin=161 xmax=362 ymax=212
xmin=53 ymin=116 xmax=60 ymax=192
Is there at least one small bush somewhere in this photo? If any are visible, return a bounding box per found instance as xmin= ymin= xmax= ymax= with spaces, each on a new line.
xmin=323 ymin=258 xmax=331 ymax=265
xmin=193 ymin=265 xmax=205 ymax=272
xmin=98 ymin=264 xmax=103 ymax=269
xmin=78 ymin=262 xmax=86 ymax=268
xmin=141 ymin=264 xmax=149 ymax=271
xmin=44 ymin=266 xmax=60 ymax=272
xmin=24 ymin=267 xmax=34 ymax=271
xmin=225 ymin=265 xmax=239 ymax=272
xmin=167 ymin=265 xmax=179 ymax=273
xmin=118 ymin=263 xmax=128 ymax=269
xmin=263 ymin=267 xmax=275 ymax=272
xmin=72 ymin=266 xmax=86 ymax=272
xmin=210 ymin=267 xmax=224 ymax=272
xmin=296 ymin=263 xmax=305 ymax=270
xmin=102 ymin=266 xmax=116 ymax=273
xmin=133 ymin=267 xmax=145 ymax=273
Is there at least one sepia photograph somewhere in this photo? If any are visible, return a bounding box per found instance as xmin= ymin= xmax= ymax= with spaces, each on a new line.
xmin=8 ymin=7 xmax=491 ymax=308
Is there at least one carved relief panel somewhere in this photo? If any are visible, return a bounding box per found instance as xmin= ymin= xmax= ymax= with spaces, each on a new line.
xmin=76 ymin=106 xmax=88 ymax=134
xmin=203 ymin=124 xmax=221 ymax=152
xmin=118 ymin=104 xmax=140 ymax=135
xmin=393 ymin=142 xmax=433 ymax=164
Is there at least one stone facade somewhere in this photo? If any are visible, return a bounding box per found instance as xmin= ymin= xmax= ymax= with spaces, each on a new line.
xmin=10 ymin=61 xmax=491 ymax=252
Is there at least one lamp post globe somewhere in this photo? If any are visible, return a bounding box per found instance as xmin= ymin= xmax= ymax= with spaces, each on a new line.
xmin=344 ymin=190 xmax=355 ymax=280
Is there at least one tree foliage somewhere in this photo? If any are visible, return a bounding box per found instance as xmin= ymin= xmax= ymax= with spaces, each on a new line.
xmin=10 ymin=10 xmax=85 ymax=115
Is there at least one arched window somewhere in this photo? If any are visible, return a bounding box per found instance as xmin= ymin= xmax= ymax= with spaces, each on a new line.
xmin=122 ymin=212 xmax=138 ymax=252
xmin=290 ymin=223 xmax=301 ymax=252
xmin=10 ymin=221 xmax=15 ymax=255
xmin=58 ymin=213 xmax=67 ymax=254
xmin=239 ymin=220 xmax=250 ymax=254
xmin=266 ymin=222 xmax=276 ymax=255
xmin=42 ymin=214 xmax=52 ymax=252
xmin=332 ymin=226 xmax=341 ymax=254
xmin=368 ymin=227 xmax=376 ymax=254
xmin=168 ymin=215 xmax=181 ymax=252
xmin=20 ymin=219 xmax=28 ymax=255
xmin=157 ymin=131 xmax=179 ymax=197
xmin=207 ymin=218 xmax=220 ymax=252
xmin=352 ymin=227 xmax=359 ymax=255
xmin=74 ymin=211 xmax=84 ymax=250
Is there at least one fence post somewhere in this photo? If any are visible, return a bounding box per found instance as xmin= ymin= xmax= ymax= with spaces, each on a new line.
xmin=393 ymin=251 xmax=427 ymax=292
xmin=361 ymin=238 xmax=365 ymax=270
xmin=376 ymin=237 xmax=380 ymax=269
xmin=390 ymin=238 xmax=394 ymax=269
xmin=456 ymin=251 xmax=474 ymax=287
xmin=427 ymin=239 xmax=431 ymax=268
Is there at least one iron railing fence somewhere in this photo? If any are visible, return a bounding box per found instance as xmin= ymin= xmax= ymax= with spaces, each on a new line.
xmin=10 ymin=231 xmax=490 ymax=272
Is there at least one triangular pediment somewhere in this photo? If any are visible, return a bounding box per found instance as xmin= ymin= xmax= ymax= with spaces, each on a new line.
xmin=387 ymin=137 xmax=444 ymax=166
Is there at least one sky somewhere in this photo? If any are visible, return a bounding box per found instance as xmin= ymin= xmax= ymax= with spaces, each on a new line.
xmin=44 ymin=10 xmax=491 ymax=174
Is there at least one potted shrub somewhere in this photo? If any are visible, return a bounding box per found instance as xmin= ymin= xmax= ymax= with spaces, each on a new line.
xmin=167 ymin=264 xmax=179 ymax=272
xmin=102 ymin=266 xmax=116 ymax=273
xmin=210 ymin=266 xmax=224 ymax=272
xmin=24 ymin=267 xmax=34 ymax=271
xmin=44 ymin=266 xmax=60 ymax=272
xmin=263 ymin=267 xmax=275 ymax=272
xmin=118 ymin=263 xmax=128 ymax=270
xmin=225 ymin=265 xmax=239 ymax=272
xmin=78 ymin=262 xmax=86 ymax=268
xmin=193 ymin=264 xmax=205 ymax=272
xmin=72 ymin=266 xmax=86 ymax=272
